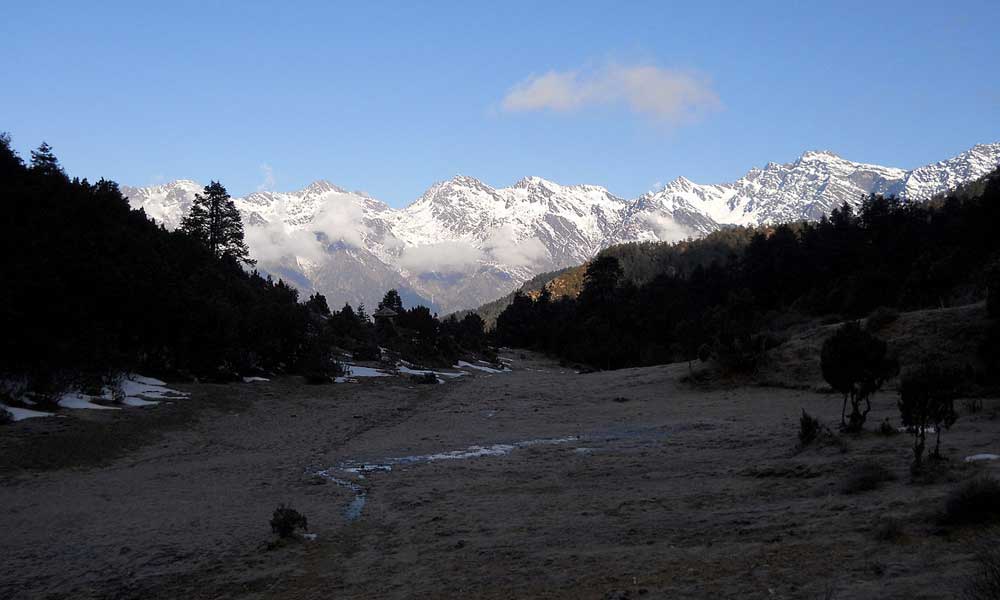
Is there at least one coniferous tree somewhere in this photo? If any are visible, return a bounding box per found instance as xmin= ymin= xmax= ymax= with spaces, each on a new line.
xmin=29 ymin=142 xmax=65 ymax=178
xmin=305 ymin=292 xmax=331 ymax=316
xmin=378 ymin=289 xmax=404 ymax=313
xmin=579 ymin=256 xmax=623 ymax=309
xmin=0 ymin=138 xmax=321 ymax=384
xmin=180 ymin=181 xmax=253 ymax=264
xmin=0 ymin=132 xmax=24 ymax=176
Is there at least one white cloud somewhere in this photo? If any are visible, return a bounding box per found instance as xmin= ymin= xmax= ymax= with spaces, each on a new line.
xmin=245 ymin=221 xmax=326 ymax=265
xmin=484 ymin=225 xmax=549 ymax=268
xmin=643 ymin=213 xmax=692 ymax=243
xmin=398 ymin=241 xmax=483 ymax=273
xmin=244 ymin=193 xmax=375 ymax=265
xmin=257 ymin=163 xmax=276 ymax=192
xmin=501 ymin=63 xmax=721 ymax=123
xmin=311 ymin=198 xmax=371 ymax=248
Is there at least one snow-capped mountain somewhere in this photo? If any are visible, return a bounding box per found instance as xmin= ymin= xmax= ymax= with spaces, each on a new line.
xmin=121 ymin=142 xmax=1000 ymax=313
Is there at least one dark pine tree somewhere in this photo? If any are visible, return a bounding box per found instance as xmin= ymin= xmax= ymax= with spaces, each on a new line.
xmin=29 ymin=142 xmax=65 ymax=179
xmin=305 ymin=292 xmax=331 ymax=316
xmin=180 ymin=181 xmax=253 ymax=264
xmin=0 ymin=133 xmax=24 ymax=176
xmin=378 ymin=289 xmax=405 ymax=313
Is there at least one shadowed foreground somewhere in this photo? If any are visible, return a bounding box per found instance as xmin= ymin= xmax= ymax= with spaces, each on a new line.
xmin=1 ymin=352 xmax=998 ymax=599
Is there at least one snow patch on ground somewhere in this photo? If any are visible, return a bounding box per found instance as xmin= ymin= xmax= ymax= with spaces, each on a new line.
xmin=455 ymin=360 xmax=506 ymax=374
xmin=243 ymin=376 xmax=270 ymax=383
xmin=345 ymin=366 xmax=391 ymax=378
xmin=397 ymin=365 xmax=465 ymax=378
xmin=59 ymin=393 xmax=120 ymax=411
xmin=122 ymin=378 xmax=188 ymax=400
xmin=897 ymin=426 xmax=937 ymax=434
xmin=122 ymin=397 xmax=160 ymax=407
xmin=965 ymin=453 xmax=1000 ymax=462
xmin=341 ymin=363 xmax=468 ymax=382
xmin=1 ymin=403 xmax=54 ymax=421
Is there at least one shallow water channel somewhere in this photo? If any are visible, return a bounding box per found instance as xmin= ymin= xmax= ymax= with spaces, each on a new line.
xmin=315 ymin=426 xmax=671 ymax=521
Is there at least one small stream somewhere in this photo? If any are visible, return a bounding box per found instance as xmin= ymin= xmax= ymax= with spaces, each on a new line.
xmin=315 ymin=426 xmax=671 ymax=522
xmin=315 ymin=436 xmax=579 ymax=521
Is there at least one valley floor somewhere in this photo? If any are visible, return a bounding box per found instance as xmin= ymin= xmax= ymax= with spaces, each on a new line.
xmin=1 ymin=352 xmax=998 ymax=599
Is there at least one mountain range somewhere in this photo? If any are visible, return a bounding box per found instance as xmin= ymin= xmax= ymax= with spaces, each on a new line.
xmin=121 ymin=143 xmax=1000 ymax=313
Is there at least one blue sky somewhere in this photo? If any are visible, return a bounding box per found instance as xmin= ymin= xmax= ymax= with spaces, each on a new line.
xmin=3 ymin=1 xmax=998 ymax=205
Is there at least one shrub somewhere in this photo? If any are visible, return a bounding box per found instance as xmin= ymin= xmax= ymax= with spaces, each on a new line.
xmin=877 ymin=418 xmax=897 ymax=436
xmin=940 ymin=477 xmax=1000 ymax=526
xmin=865 ymin=306 xmax=899 ymax=331
xmin=352 ymin=344 xmax=380 ymax=362
xmin=697 ymin=343 xmax=712 ymax=363
xmin=102 ymin=372 xmax=126 ymax=404
xmin=821 ymin=322 xmax=898 ymax=432
xmin=270 ymin=504 xmax=308 ymax=538
xmin=841 ymin=461 xmax=896 ymax=494
xmin=965 ymin=536 xmax=1000 ymax=600
xmin=0 ymin=406 xmax=13 ymax=425
xmin=411 ymin=372 xmax=438 ymax=384
xmin=898 ymin=362 xmax=961 ymax=470
xmin=302 ymin=344 xmax=348 ymax=384
xmin=964 ymin=398 xmax=984 ymax=414
xmin=798 ymin=410 xmax=822 ymax=446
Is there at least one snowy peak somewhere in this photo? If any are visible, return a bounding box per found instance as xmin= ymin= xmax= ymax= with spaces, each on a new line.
xmin=797 ymin=149 xmax=841 ymax=162
xmin=301 ymin=179 xmax=346 ymax=195
xmin=119 ymin=179 xmax=205 ymax=229
xmin=433 ymin=174 xmax=494 ymax=196
xmin=512 ymin=175 xmax=550 ymax=189
xmin=900 ymin=142 xmax=1000 ymax=199
xmin=643 ymin=145 xmax=996 ymax=227
xmin=121 ymin=142 xmax=999 ymax=313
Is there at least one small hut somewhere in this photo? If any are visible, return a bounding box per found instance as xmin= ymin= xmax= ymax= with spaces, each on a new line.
xmin=373 ymin=306 xmax=398 ymax=324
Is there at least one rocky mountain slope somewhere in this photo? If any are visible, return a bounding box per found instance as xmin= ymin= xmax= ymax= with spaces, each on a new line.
xmin=121 ymin=143 xmax=1000 ymax=313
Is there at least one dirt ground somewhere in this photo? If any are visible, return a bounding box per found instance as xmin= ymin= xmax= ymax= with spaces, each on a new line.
xmin=1 ymin=351 xmax=998 ymax=599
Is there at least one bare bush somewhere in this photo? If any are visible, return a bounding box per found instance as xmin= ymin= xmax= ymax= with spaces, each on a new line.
xmin=877 ymin=418 xmax=897 ymax=436
xmin=841 ymin=461 xmax=896 ymax=494
xmin=799 ymin=410 xmax=822 ymax=446
xmin=940 ymin=477 xmax=1000 ymax=526
xmin=964 ymin=398 xmax=984 ymax=414
xmin=899 ymin=362 xmax=961 ymax=470
xmin=821 ymin=322 xmax=897 ymax=432
xmin=964 ymin=535 xmax=1000 ymax=600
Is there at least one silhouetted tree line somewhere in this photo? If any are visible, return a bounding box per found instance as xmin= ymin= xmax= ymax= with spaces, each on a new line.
xmin=0 ymin=135 xmax=494 ymax=394
xmin=496 ymin=166 xmax=1000 ymax=370
xmin=0 ymin=135 xmax=326 ymax=391
xmin=309 ymin=288 xmax=490 ymax=371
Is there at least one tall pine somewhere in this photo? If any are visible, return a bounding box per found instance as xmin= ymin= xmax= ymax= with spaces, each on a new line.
xmin=378 ymin=289 xmax=404 ymax=313
xmin=29 ymin=142 xmax=65 ymax=179
xmin=180 ymin=181 xmax=253 ymax=264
